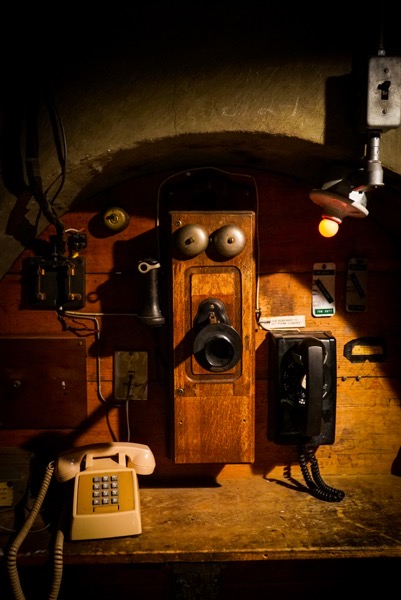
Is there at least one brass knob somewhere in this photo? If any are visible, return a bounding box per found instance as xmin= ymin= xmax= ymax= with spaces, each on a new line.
xmin=103 ymin=207 xmax=130 ymax=232
xmin=174 ymin=223 xmax=209 ymax=256
xmin=212 ymin=224 xmax=246 ymax=257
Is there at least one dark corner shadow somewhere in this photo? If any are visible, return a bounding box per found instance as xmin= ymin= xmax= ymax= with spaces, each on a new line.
xmin=4 ymin=191 xmax=41 ymax=248
xmin=324 ymin=72 xmax=365 ymax=159
xmin=20 ymin=400 xmax=116 ymax=465
xmin=391 ymin=447 xmax=401 ymax=476
xmin=0 ymin=93 xmax=42 ymax=247
xmin=0 ymin=93 xmax=29 ymax=198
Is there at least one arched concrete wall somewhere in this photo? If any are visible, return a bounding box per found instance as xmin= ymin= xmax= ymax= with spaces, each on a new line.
xmin=1 ymin=5 xmax=401 ymax=279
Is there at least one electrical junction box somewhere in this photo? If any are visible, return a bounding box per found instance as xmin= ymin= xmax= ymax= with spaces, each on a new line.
xmin=366 ymin=55 xmax=401 ymax=131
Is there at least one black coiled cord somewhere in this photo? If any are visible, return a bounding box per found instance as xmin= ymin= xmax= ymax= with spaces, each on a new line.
xmin=297 ymin=445 xmax=345 ymax=502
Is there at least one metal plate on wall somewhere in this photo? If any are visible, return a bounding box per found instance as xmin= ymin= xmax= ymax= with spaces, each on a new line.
xmin=0 ymin=337 xmax=87 ymax=429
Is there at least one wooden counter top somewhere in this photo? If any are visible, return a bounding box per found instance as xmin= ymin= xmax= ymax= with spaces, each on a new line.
xmin=2 ymin=474 xmax=400 ymax=565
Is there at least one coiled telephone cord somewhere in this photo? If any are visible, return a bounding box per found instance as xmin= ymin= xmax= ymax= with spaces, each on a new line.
xmin=297 ymin=445 xmax=345 ymax=503
xmin=6 ymin=461 xmax=65 ymax=600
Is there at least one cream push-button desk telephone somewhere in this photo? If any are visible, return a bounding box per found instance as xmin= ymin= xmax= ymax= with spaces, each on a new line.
xmin=55 ymin=442 xmax=156 ymax=540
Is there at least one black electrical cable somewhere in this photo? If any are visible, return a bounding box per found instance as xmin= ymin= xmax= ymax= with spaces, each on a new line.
xmin=25 ymin=91 xmax=67 ymax=254
xmin=297 ymin=445 xmax=345 ymax=503
xmin=43 ymin=92 xmax=68 ymax=204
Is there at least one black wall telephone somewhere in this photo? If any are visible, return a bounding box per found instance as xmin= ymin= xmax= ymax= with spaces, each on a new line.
xmin=268 ymin=330 xmax=336 ymax=445
xmin=268 ymin=330 xmax=344 ymax=502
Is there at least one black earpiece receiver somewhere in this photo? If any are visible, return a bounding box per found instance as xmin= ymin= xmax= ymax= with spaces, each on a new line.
xmin=137 ymin=259 xmax=165 ymax=327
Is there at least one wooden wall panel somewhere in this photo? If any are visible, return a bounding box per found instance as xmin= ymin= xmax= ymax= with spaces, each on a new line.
xmin=0 ymin=168 xmax=400 ymax=481
xmin=0 ymin=337 xmax=87 ymax=429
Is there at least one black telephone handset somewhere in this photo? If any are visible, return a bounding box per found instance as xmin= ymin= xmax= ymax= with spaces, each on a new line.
xmin=282 ymin=337 xmax=326 ymax=440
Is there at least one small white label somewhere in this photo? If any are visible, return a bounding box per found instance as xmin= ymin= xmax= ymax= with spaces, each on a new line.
xmin=259 ymin=315 xmax=306 ymax=330
xmin=346 ymin=258 xmax=368 ymax=312
xmin=312 ymin=262 xmax=335 ymax=317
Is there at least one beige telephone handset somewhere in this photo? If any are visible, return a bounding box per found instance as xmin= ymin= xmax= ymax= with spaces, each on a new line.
xmin=55 ymin=442 xmax=156 ymax=540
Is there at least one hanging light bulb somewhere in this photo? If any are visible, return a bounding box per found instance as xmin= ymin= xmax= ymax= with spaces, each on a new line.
xmin=309 ymin=44 xmax=401 ymax=237
xmin=309 ymin=44 xmax=401 ymax=238
xmin=318 ymin=218 xmax=339 ymax=238
xmin=310 ymin=165 xmax=370 ymax=238
xmin=311 ymin=186 xmax=369 ymax=238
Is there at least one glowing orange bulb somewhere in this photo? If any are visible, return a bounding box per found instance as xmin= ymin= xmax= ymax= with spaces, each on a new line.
xmin=318 ymin=218 xmax=339 ymax=238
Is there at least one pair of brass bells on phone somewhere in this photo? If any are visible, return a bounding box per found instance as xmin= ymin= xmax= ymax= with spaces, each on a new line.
xmin=174 ymin=223 xmax=246 ymax=258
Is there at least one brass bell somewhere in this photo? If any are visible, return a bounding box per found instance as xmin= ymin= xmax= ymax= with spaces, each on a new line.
xmin=212 ymin=224 xmax=246 ymax=258
xmin=174 ymin=223 xmax=209 ymax=256
xmin=103 ymin=207 xmax=130 ymax=232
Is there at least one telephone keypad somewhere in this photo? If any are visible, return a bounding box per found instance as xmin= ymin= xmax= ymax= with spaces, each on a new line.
xmin=76 ymin=469 xmax=136 ymax=516
xmin=92 ymin=474 xmax=119 ymax=506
